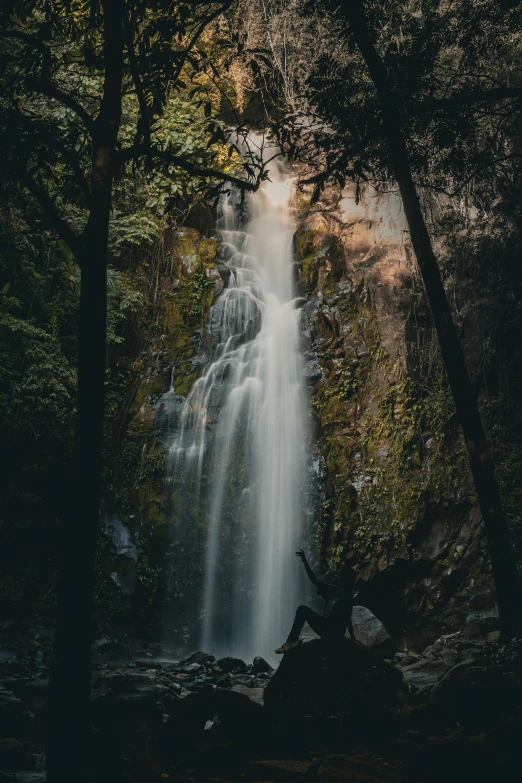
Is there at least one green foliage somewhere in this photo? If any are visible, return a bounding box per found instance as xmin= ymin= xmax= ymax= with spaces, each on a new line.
xmin=276 ymin=0 xmax=522 ymax=202
xmin=108 ymin=421 xmax=168 ymax=526
xmin=178 ymin=267 xmax=215 ymax=327
xmin=0 ymin=0 xmax=244 ymax=547
xmin=0 ymin=199 xmax=77 ymax=527
xmin=0 ymin=311 xmax=76 ymax=432
xmin=106 ymin=268 xmax=144 ymax=344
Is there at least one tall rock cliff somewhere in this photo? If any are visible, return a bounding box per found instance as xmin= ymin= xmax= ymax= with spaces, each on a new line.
xmin=103 ymin=173 xmax=519 ymax=651
xmin=294 ymin=179 xmax=493 ymax=649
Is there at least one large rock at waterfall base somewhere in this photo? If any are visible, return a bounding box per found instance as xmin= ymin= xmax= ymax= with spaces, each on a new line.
xmin=264 ymin=639 xmax=402 ymax=720
xmin=351 ymin=605 xmax=397 ymax=656
xmin=88 ymin=667 xmax=267 ymax=767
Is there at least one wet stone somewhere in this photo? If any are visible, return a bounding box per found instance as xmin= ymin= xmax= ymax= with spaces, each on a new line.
xmin=179 ymin=651 xmax=216 ymax=666
xmin=215 ymin=673 xmax=232 ymax=688
xmin=215 ymin=657 xmax=247 ymax=673
xmin=231 ymin=674 xmax=254 ymax=687
xmin=252 ymin=656 xmax=273 ymax=674
xmin=179 ymin=663 xmax=204 ymax=674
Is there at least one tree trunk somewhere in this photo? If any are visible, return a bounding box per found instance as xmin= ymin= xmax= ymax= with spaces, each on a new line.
xmin=46 ymin=2 xmax=125 ymax=780
xmin=342 ymin=0 xmax=520 ymax=631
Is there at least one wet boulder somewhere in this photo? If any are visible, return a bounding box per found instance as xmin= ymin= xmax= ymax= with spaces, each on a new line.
xmin=352 ymin=606 xmax=397 ymax=656
xmin=209 ymin=686 xmax=266 ymax=741
xmin=231 ymin=685 xmax=265 ymax=706
xmin=264 ymin=639 xmax=402 ymax=720
xmin=399 ymin=658 xmax=452 ymax=696
xmin=215 ymin=672 xmax=233 ymax=688
xmin=315 ymin=753 xmax=400 ymax=783
xmin=465 ymin=588 xmax=500 ymax=637
xmin=179 ymin=650 xmax=216 ymax=666
xmin=230 ymin=674 xmax=254 ymax=687
xmin=0 ymin=693 xmax=32 ymax=739
xmin=430 ymin=664 xmax=522 ymax=731
xmin=252 ymin=656 xmax=273 ymax=674
xmin=0 ymin=738 xmax=31 ymax=772
xmin=215 ymin=656 xmax=247 ymax=673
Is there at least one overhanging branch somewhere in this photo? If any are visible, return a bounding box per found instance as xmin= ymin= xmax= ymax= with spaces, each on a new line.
xmin=428 ymin=86 xmax=522 ymax=111
xmin=18 ymin=167 xmax=85 ymax=262
xmin=33 ymin=82 xmax=95 ymax=135
xmin=117 ymin=144 xmax=263 ymax=191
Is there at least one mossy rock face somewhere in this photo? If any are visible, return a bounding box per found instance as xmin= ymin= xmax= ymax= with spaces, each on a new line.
xmin=100 ymin=183 xmax=514 ymax=648
xmin=170 ymin=229 xmax=218 ymax=280
xmin=200 ymin=237 xmax=218 ymax=265
xmin=104 ymin=223 xmax=223 ymax=631
xmin=101 ymin=215 xmax=230 ymax=634
xmin=295 ymin=215 xmax=347 ymax=297
xmin=174 ymin=368 xmax=197 ymax=396
xmin=144 ymin=375 xmax=167 ymax=398
xmin=296 ymin=191 xmax=489 ymax=647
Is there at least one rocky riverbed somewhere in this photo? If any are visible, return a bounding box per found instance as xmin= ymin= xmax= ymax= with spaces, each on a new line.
xmin=1 ymin=609 xmax=522 ymax=783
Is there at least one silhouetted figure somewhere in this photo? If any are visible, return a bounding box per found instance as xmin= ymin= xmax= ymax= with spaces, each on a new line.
xmin=275 ymin=549 xmax=356 ymax=654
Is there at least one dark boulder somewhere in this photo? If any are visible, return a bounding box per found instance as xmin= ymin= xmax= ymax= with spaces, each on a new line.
xmin=88 ymin=664 xmax=270 ymax=771
xmin=0 ymin=738 xmax=29 ymax=772
xmin=314 ymin=753 xmax=400 ymax=782
xmin=264 ymin=639 xmax=402 ymax=719
xmin=465 ymin=588 xmax=499 ymax=637
xmin=231 ymin=674 xmax=254 ymax=687
xmin=430 ymin=664 xmax=522 ymax=731
xmin=134 ymin=659 xmax=163 ymax=670
xmin=252 ymin=676 xmax=271 ymax=688
xmin=0 ymin=694 xmax=31 ymax=739
xmin=179 ymin=650 xmax=216 ymax=666
xmin=252 ymin=656 xmax=273 ymax=674
xmin=230 ymin=685 xmax=264 ymax=706
xmin=210 ymin=686 xmax=264 ymax=725
xmin=23 ymin=680 xmax=48 ymax=709
xmin=351 ymin=606 xmax=397 ymax=656
xmin=399 ymin=658 xmax=452 ymax=695
xmin=215 ymin=672 xmax=232 ymax=688
xmin=215 ymin=656 xmax=247 ymax=673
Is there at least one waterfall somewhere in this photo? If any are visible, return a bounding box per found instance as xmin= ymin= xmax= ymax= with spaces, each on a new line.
xmin=166 ymin=148 xmax=308 ymax=663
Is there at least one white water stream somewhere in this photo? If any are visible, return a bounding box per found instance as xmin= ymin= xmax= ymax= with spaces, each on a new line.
xmin=167 ymin=151 xmax=308 ymax=662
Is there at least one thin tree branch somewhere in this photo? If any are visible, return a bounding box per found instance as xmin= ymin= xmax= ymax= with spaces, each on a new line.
xmin=17 ymin=167 xmax=85 ymax=261
xmin=117 ymin=144 xmax=262 ymax=191
xmin=123 ymin=10 xmax=151 ymax=148
xmin=32 ymin=82 xmax=95 ymax=134
xmin=1 ymin=30 xmax=94 ymax=133
xmin=10 ymin=108 xmax=91 ymax=204
xmin=428 ymin=86 xmax=522 ymax=110
xmin=174 ymin=1 xmax=233 ymax=82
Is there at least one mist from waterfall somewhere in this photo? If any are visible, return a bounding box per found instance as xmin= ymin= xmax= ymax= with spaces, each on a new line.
xmin=166 ymin=148 xmax=308 ymax=663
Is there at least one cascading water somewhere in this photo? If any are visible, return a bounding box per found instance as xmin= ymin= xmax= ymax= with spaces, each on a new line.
xmin=166 ymin=148 xmax=308 ymax=663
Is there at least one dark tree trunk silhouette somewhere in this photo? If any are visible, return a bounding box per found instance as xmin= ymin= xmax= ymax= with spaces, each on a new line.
xmin=46 ymin=1 xmax=125 ymax=780
xmin=341 ymin=0 xmax=520 ymax=631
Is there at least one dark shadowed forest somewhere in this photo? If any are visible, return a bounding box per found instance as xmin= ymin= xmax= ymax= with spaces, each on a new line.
xmin=1 ymin=2 xmax=522 ymax=782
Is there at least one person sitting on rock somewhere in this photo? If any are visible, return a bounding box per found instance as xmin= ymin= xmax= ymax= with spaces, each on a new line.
xmin=275 ymin=549 xmax=356 ymax=654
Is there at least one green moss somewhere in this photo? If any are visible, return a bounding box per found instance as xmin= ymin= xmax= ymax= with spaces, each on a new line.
xmin=175 ymin=369 xmax=197 ymax=396
xmin=312 ymin=279 xmax=468 ymax=568
xmin=295 ymin=228 xmax=346 ymax=294
xmin=144 ymin=375 xmax=165 ymax=397
xmin=295 ymin=229 xmax=322 ymax=292
xmin=111 ymin=422 xmax=168 ymax=527
xmin=200 ymin=237 xmax=217 ymax=265
xmin=177 ymin=268 xmax=215 ymax=328
xmin=172 ymin=228 xmax=202 ymax=265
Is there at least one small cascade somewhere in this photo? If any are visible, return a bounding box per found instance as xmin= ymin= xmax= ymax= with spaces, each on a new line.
xmin=165 ymin=148 xmax=309 ymax=662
